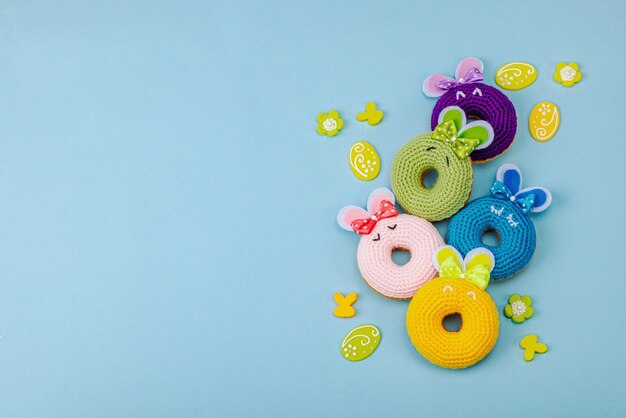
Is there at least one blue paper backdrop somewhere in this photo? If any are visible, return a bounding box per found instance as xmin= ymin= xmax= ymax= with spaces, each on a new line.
xmin=1 ymin=0 xmax=625 ymax=416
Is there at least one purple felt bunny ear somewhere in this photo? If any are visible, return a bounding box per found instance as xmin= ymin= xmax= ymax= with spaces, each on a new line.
xmin=422 ymin=57 xmax=486 ymax=98
xmin=455 ymin=57 xmax=484 ymax=81
xmin=422 ymin=74 xmax=456 ymax=98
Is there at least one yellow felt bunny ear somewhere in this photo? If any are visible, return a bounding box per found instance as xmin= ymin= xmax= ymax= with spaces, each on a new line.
xmin=432 ymin=246 xmax=495 ymax=289
xmin=432 ymin=245 xmax=464 ymax=275
xmin=464 ymin=248 xmax=495 ymax=272
xmin=463 ymin=248 xmax=495 ymax=290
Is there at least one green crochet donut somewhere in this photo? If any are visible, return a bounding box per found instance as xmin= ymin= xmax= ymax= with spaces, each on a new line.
xmin=391 ymin=133 xmax=473 ymax=221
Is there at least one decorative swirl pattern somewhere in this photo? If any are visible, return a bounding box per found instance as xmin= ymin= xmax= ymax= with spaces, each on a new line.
xmin=349 ymin=141 xmax=380 ymax=181
xmin=529 ymin=101 xmax=560 ymax=142
xmin=340 ymin=324 xmax=381 ymax=361
xmin=495 ymin=62 xmax=537 ymax=90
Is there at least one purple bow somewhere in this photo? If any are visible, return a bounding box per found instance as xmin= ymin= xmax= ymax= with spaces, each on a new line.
xmin=436 ymin=67 xmax=484 ymax=90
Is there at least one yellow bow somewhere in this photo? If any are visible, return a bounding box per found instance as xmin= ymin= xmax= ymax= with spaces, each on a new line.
xmin=439 ymin=255 xmax=491 ymax=290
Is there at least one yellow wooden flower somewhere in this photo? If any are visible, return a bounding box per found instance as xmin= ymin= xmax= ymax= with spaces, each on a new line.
xmin=316 ymin=110 xmax=344 ymax=136
xmin=504 ymin=294 xmax=534 ymax=323
xmin=554 ymin=62 xmax=582 ymax=87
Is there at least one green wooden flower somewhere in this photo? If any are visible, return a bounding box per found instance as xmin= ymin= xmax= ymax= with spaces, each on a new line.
xmin=316 ymin=110 xmax=344 ymax=137
xmin=504 ymin=294 xmax=534 ymax=323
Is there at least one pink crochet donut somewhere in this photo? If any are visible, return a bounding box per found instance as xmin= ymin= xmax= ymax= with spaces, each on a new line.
xmin=337 ymin=188 xmax=444 ymax=300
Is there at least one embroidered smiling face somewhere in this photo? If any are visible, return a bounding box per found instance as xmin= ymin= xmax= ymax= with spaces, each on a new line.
xmin=390 ymin=131 xmax=473 ymax=222
xmin=430 ymin=245 xmax=494 ymax=305
xmin=424 ymin=276 xmax=494 ymax=317
xmin=417 ymin=136 xmax=468 ymax=176
xmin=423 ymin=57 xmax=518 ymax=163
xmin=431 ymin=83 xmax=517 ymax=162
xmin=439 ymin=83 xmax=493 ymax=106
xmin=354 ymin=213 xmax=443 ymax=299
xmin=446 ymin=163 xmax=553 ymax=281
xmin=337 ymin=188 xmax=444 ymax=299
xmin=392 ymin=105 xmax=493 ymax=222
xmin=359 ymin=214 xmax=402 ymax=244
xmin=355 ymin=213 xmax=441 ymax=269
xmin=406 ymin=245 xmax=499 ymax=368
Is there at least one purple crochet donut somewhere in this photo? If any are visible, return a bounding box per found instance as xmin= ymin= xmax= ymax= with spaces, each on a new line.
xmin=430 ymin=84 xmax=516 ymax=162
xmin=423 ymin=58 xmax=517 ymax=163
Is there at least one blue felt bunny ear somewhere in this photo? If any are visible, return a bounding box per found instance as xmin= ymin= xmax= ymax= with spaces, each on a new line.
xmin=496 ymin=163 xmax=522 ymax=195
xmin=517 ymin=187 xmax=552 ymax=213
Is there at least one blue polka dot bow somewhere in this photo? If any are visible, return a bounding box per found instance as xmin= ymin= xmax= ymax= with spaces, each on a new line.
xmin=490 ymin=180 xmax=535 ymax=214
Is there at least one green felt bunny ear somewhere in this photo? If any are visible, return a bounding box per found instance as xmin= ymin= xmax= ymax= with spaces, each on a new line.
xmin=458 ymin=121 xmax=494 ymax=150
xmin=438 ymin=106 xmax=466 ymax=132
xmin=432 ymin=106 xmax=495 ymax=159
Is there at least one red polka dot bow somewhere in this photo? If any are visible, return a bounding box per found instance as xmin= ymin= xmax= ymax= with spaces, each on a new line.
xmin=350 ymin=200 xmax=398 ymax=235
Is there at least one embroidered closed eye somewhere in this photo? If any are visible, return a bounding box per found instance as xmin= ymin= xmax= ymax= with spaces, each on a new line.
xmin=372 ymin=233 xmax=381 ymax=241
xmin=456 ymin=91 xmax=466 ymax=100
xmin=443 ymin=286 xmax=453 ymax=293
xmin=426 ymin=146 xmax=437 ymax=151
xmin=472 ymin=87 xmax=483 ymax=96
xmin=387 ymin=224 xmax=397 ymax=230
xmin=467 ymin=291 xmax=477 ymax=300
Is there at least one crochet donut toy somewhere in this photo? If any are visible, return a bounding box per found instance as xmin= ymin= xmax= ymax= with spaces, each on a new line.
xmin=423 ymin=57 xmax=517 ymax=162
xmin=337 ymin=187 xmax=444 ymax=300
xmin=406 ymin=246 xmax=499 ymax=369
xmin=447 ymin=163 xmax=553 ymax=281
xmin=391 ymin=106 xmax=494 ymax=221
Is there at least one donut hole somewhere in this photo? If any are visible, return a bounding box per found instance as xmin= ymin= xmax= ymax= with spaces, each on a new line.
xmin=442 ymin=313 xmax=463 ymax=332
xmin=481 ymin=228 xmax=501 ymax=247
xmin=391 ymin=248 xmax=411 ymax=266
xmin=421 ymin=168 xmax=439 ymax=189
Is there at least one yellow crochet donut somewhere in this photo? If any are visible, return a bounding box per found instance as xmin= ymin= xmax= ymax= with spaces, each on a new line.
xmin=406 ymin=246 xmax=499 ymax=369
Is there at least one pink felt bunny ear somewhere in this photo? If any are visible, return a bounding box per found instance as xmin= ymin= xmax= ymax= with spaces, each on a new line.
xmin=422 ymin=74 xmax=456 ymax=98
xmin=455 ymin=57 xmax=484 ymax=81
xmin=366 ymin=187 xmax=395 ymax=214
xmin=337 ymin=205 xmax=370 ymax=232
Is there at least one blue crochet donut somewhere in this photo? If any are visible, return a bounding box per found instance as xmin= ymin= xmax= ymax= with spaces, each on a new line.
xmin=447 ymin=163 xmax=552 ymax=281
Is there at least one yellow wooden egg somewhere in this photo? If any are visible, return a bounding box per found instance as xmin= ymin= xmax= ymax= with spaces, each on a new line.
xmin=529 ymin=101 xmax=560 ymax=142
xmin=349 ymin=141 xmax=380 ymax=181
xmin=495 ymin=62 xmax=537 ymax=90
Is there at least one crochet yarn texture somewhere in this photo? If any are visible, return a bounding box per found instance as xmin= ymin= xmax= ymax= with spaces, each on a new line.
xmin=357 ymin=214 xmax=443 ymax=299
xmin=391 ymin=133 xmax=472 ymax=221
xmin=447 ymin=197 xmax=536 ymax=281
xmin=406 ymin=277 xmax=499 ymax=369
xmin=431 ymin=83 xmax=517 ymax=163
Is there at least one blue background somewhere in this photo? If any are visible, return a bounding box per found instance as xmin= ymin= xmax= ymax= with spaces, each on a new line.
xmin=1 ymin=0 xmax=625 ymax=417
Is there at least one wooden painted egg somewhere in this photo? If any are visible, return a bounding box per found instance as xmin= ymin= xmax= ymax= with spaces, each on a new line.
xmin=495 ymin=62 xmax=537 ymax=91
xmin=349 ymin=141 xmax=380 ymax=181
xmin=340 ymin=324 xmax=381 ymax=362
xmin=529 ymin=101 xmax=560 ymax=142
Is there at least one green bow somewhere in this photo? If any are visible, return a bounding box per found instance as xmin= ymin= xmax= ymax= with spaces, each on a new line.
xmin=432 ymin=120 xmax=482 ymax=159
xmin=439 ymin=255 xmax=490 ymax=290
